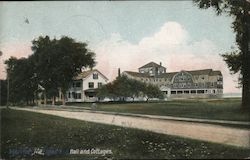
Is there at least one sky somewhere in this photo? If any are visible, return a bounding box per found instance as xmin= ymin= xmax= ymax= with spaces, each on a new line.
xmin=0 ymin=1 xmax=241 ymax=93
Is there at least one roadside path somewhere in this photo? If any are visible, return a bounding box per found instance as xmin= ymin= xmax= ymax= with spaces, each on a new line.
xmin=12 ymin=107 xmax=250 ymax=148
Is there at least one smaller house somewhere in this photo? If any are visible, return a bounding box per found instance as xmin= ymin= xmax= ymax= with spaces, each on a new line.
xmin=66 ymin=69 xmax=108 ymax=102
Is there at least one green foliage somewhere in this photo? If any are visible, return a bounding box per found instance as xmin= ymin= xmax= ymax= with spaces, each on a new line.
xmin=97 ymin=75 xmax=164 ymax=101
xmin=4 ymin=36 xmax=96 ymax=104
xmin=0 ymin=80 xmax=7 ymax=105
xmin=221 ymin=50 xmax=242 ymax=74
xmin=4 ymin=57 xmax=38 ymax=105
xmin=31 ymin=36 xmax=96 ymax=98
xmin=193 ymin=0 xmax=250 ymax=80
xmin=193 ymin=0 xmax=250 ymax=108
xmin=144 ymin=83 xmax=164 ymax=101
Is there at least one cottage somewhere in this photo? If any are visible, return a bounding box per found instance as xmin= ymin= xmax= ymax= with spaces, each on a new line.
xmin=66 ymin=69 xmax=108 ymax=102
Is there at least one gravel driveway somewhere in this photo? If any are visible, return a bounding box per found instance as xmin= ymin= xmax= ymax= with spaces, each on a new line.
xmin=13 ymin=107 xmax=250 ymax=148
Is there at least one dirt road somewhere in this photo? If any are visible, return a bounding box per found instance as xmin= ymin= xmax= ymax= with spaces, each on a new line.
xmin=13 ymin=107 xmax=250 ymax=148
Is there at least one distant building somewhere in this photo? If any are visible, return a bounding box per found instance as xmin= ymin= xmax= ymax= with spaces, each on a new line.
xmin=66 ymin=69 xmax=108 ymax=102
xmin=123 ymin=62 xmax=223 ymax=99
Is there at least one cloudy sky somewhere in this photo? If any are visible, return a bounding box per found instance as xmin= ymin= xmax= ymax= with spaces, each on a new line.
xmin=0 ymin=1 xmax=241 ymax=93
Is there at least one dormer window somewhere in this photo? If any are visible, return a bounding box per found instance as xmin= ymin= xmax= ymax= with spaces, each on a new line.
xmin=93 ymin=73 xmax=98 ymax=79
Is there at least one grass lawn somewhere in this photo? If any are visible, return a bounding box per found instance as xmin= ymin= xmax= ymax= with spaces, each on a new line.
xmin=1 ymin=108 xmax=250 ymax=159
xmin=67 ymin=98 xmax=250 ymax=122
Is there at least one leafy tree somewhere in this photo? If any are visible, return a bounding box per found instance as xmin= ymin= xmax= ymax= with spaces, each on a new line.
xmin=97 ymin=75 xmax=164 ymax=102
xmin=144 ymin=83 xmax=164 ymax=102
xmin=4 ymin=35 xmax=96 ymax=105
xmin=4 ymin=57 xmax=38 ymax=105
xmin=97 ymin=83 xmax=116 ymax=100
xmin=31 ymin=36 xmax=96 ymax=104
xmin=0 ymin=80 xmax=7 ymax=106
xmin=193 ymin=0 xmax=250 ymax=109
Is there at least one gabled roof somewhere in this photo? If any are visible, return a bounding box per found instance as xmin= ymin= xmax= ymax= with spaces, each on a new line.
xmin=209 ymin=70 xmax=222 ymax=76
xmin=123 ymin=71 xmax=150 ymax=78
xmin=123 ymin=69 xmax=222 ymax=79
xmin=139 ymin=62 xmax=166 ymax=69
xmin=73 ymin=69 xmax=108 ymax=80
xmin=187 ymin=69 xmax=213 ymax=75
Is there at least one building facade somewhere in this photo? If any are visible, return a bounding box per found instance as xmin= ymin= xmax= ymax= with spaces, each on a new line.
xmin=66 ymin=69 xmax=108 ymax=102
xmin=122 ymin=62 xmax=223 ymax=99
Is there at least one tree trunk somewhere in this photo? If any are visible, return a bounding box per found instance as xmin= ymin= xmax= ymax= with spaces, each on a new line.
xmin=44 ymin=91 xmax=47 ymax=106
xmin=62 ymin=93 xmax=65 ymax=105
xmin=241 ymin=13 xmax=250 ymax=110
xmin=52 ymin=96 xmax=55 ymax=105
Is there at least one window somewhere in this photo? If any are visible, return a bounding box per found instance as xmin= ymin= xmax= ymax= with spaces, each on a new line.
xmin=171 ymin=91 xmax=176 ymax=94
xmin=197 ymin=90 xmax=205 ymax=94
xmin=75 ymin=82 xmax=81 ymax=88
xmin=72 ymin=92 xmax=76 ymax=99
xmin=89 ymin=82 xmax=94 ymax=88
xmin=184 ymin=90 xmax=189 ymax=94
xmin=68 ymin=92 xmax=71 ymax=98
xmin=98 ymin=82 xmax=102 ymax=88
xmin=93 ymin=73 xmax=98 ymax=79
xmin=191 ymin=90 xmax=196 ymax=94
xmin=76 ymin=93 xmax=81 ymax=99
xmin=177 ymin=90 xmax=183 ymax=94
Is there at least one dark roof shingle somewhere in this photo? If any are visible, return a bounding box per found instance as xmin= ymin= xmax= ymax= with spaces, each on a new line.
xmin=73 ymin=69 xmax=108 ymax=80
xmin=139 ymin=62 xmax=166 ymax=69
xmin=123 ymin=69 xmax=222 ymax=79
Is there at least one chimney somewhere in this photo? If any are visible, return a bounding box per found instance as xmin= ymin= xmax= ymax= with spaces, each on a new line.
xmin=160 ymin=62 xmax=162 ymax=66
xmin=118 ymin=68 xmax=121 ymax=77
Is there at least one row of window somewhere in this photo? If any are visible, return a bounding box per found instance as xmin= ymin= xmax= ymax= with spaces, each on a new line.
xmin=72 ymin=81 xmax=81 ymax=88
xmin=171 ymin=82 xmax=220 ymax=89
xmin=71 ymin=82 xmax=103 ymax=89
xmin=141 ymin=78 xmax=169 ymax=82
xmin=88 ymin=82 xmax=102 ymax=88
xmin=68 ymin=92 xmax=81 ymax=99
xmin=170 ymin=89 xmax=217 ymax=95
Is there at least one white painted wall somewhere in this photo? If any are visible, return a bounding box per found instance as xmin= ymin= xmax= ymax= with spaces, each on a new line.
xmin=82 ymin=71 xmax=108 ymax=91
xmin=66 ymin=70 xmax=108 ymax=102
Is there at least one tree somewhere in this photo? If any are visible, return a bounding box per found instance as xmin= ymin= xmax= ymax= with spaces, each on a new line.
xmin=193 ymin=0 xmax=250 ymax=110
xmin=4 ymin=35 xmax=96 ymax=106
xmin=97 ymin=75 xmax=164 ymax=102
xmin=0 ymin=80 xmax=7 ymax=106
xmin=4 ymin=57 xmax=38 ymax=105
xmin=144 ymin=83 xmax=164 ymax=102
xmin=31 ymin=36 xmax=96 ymax=105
